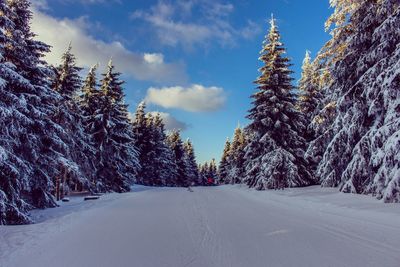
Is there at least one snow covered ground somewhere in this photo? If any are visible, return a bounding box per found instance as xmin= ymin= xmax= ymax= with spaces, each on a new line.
xmin=1 ymin=185 xmax=400 ymax=267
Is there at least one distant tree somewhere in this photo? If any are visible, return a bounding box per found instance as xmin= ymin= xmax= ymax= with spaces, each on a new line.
xmin=228 ymin=126 xmax=247 ymax=184
xmin=208 ymin=159 xmax=218 ymax=185
xmin=297 ymin=50 xmax=321 ymax=124
xmin=184 ymin=139 xmax=199 ymax=186
xmin=167 ymin=130 xmax=188 ymax=187
xmin=218 ymin=138 xmax=231 ymax=184
xmin=131 ymin=102 xmax=148 ymax=185
xmin=152 ymin=113 xmax=178 ymax=186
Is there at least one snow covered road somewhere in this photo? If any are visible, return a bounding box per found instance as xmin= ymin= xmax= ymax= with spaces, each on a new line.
xmin=1 ymin=185 xmax=400 ymax=267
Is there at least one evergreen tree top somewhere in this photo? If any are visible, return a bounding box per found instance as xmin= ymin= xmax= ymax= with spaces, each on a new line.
xmin=133 ymin=101 xmax=146 ymax=126
xmin=255 ymin=15 xmax=294 ymax=90
xmin=100 ymin=60 xmax=125 ymax=104
xmin=247 ymin=15 xmax=296 ymax=134
xmin=153 ymin=112 xmax=166 ymax=131
xmin=54 ymin=44 xmax=82 ymax=98
xmin=82 ymin=64 xmax=99 ymax=95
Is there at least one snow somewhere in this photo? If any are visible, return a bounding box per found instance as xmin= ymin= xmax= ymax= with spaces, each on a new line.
xmin=1 ymin=185 xmax=400 ymax=267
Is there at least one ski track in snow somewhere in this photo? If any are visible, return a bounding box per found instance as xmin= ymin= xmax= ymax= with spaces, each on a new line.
xmin=1 ymin=185 xmax=400 ymax=267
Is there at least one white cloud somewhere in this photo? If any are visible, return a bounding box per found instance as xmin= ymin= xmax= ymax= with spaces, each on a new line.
xmin=31 ymin=6 xmax=187 ymax=84
xmin=148 ymin=112 xmax=188 ymax=131
xmin=143 ymin=53 xmax=164 ymax=65
xmin=145 ymin=84 xmax=226 ymax=112
xmin=131 ymin=0 xmax=261 ymax=49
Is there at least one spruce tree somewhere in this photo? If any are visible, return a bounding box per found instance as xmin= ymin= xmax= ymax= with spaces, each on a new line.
xmin=183 ymin=139 xmax=199 ymax=186
xmin=244 ymin=16 xmax=312 ymax=190
xmin=0 ymin=0 xmax=81 ymax=223
xmin=92 ymin=60 xmax=139 ymax=192
xmin=80 ymin=64 xmax=100 ymax=115
xmin=52 ymin=44 xmax=82 ymax=99
xmin=198 ymin=162 xmax=208 ymax=186
xmin=218 ymin=138 xmax=231 ymax=184
xmin=297 ymin=51 xmax=321 ymax=125
xmin=51 ymin=45 xmax=95 ymax=195
xmin=228 ymin=126 xmax=247 ymax=184
xmin=167 ymin=130 xmax=188 ymax=187
xmin=152 ymin=113 xmax=178 ymax=186
xmin=313 ymin=0 xmax=400 ymax=202
xmin=0 ymin=1 xmax=32 ymax=224
xmin=131 ymin=101 xmax=148 ymax=185
xmin=208 ymin=159 xmax=218 ymax=185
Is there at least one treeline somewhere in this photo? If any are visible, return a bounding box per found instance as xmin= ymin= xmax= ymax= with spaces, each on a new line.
xmin=132 ymin=102 xmax=203 ymax=187
xmin=218 ymin=0 xmax=400 ymax=202
xmin=0 ymin=0 xmax=203 ymax=225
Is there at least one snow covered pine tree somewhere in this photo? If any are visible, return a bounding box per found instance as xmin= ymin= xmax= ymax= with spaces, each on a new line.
xmin=89 ymin=60 xmax=139 ymax=192
xmin=51 ymin=45 xmax=96 ymax=197
xmin=228 ymin=126 xmax=247 ymax=184
xmin=243 ymin=16 xmax=312 ymax=190
xmin=183 ymin=139 xmax=199 ymax=186
xmin=311 ymin=0 xmax=400 ymax=202
xmin=218 ymin=138 xmax=231 ymax=184
xmin=167 ymin=130 xmax=189 ymax=187
xmin=0 ymin=0 xmax=87 ymax=224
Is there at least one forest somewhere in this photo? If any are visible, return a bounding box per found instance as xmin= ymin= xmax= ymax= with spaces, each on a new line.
xmin=0 ymin=0 xmax=399 ymax=226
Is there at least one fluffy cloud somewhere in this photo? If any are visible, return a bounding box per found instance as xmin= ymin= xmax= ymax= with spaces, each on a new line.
xmin=148 ymin=112 xmax=188 ymax=131
xmin=31 ymin=6 xmax=187 ymax=84
xmin=131 ymin=0 xmax=261 ymax=49
xmin=145 ymin=84 xmax=226 ymax=112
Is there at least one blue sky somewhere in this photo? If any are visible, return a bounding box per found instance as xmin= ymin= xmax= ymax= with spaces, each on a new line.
xmin=31 ymin=0 xmax=332 ymax=163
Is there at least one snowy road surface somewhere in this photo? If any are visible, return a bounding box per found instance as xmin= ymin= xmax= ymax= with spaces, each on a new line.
xmin=1 ymin=185 xmax=400 ymax=267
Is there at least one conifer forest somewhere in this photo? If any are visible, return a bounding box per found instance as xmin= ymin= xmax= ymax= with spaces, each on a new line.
xmin=0 ymin=1 xmax=399 ymax=266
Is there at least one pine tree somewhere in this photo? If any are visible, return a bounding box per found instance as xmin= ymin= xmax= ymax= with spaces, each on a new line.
xmin=313 ymin=0 xmax=400 ymax=202
xmin=51 ymin=45 xmax=95 ymax=196
xmin=167 ymin=130 xmax=188 ymax=187
xmin=297 ymin=51 xmax=321 ymax=125
xmin=218 ymin=138 xmax=231 ymax=184
xmin=228 ymin=126 xmax=247 ymax=184
xmin=80 ymin=64 xmax=100 ymax=115
xmin=0 ymin=1 xmax=32 ymax=224
xmin=183 ymin=139 xmax=199 ymax=186
xmin=198 ymin=162 xmax=208 ymax=186
xmin=208 ymin=159 xmax=218 ymax=185
xmin=152 ymin=113 xmax=178 ymax=186
xmin=52 ymin=44 xmax=82 ymax=99
xmin=131 ymin=101 xmax=148 ymax=185
xmin=0 ymin=0 xmax=82 ymax=224
xmin=243 ymin=16 xmax=312 ymax=190
xmin=92 ymin=60 xmax=139 ymax=192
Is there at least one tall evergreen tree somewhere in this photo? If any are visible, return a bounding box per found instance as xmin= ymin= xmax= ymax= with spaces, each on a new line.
xmin=0 ymin=0 xmax=32 ymax=224
xmin=80 ymin=64 xmax=100 ymax=115
xmin=228 ymin=126 xmax=247 ymax=184
xmin=0 ymin=0 xmax=83 ymax=223
xmin=198 ymin=162 xmax=208 ymax=186
xmin=183 ymin=139 xmax=199 ymax=186
xmin=208 ymin=159 xmax=218 ymax=185
xmin=152 ymin=113 xmax=178 ymax=186
xmin=218 ymin=138 xmax=231 ymax=184
xmin=131 ymin=101 xmax=148 ymax=185
xmin=297 ymin=51 xmax=321 ymax=125
xmin=312 ymin=0 xmax=400 ymax=202
xmin=92 ymin=60 xmax=139 ymax=192
xmin=243 ymin=16 xmax=312 ymax=190
xmin=52 ymin=44 xmax=82 ymax=99
xmin=51 ymin=45 xmax=95 ymax=196
xmin=167 ymin=130 xmax=188 ymax=187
